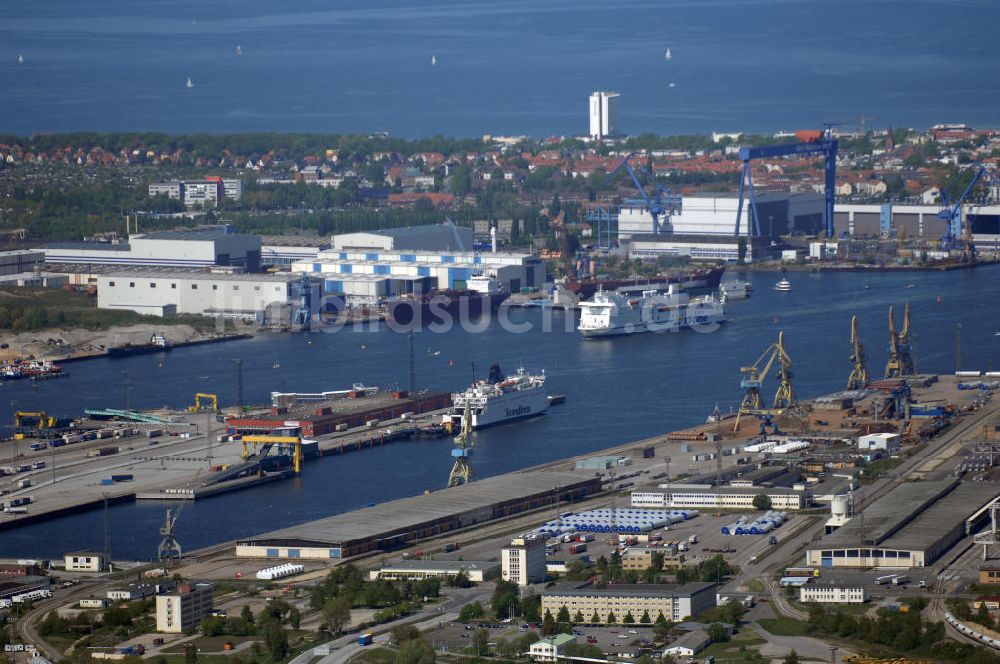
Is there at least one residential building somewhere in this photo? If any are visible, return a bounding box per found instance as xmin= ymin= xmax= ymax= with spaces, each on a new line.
xmin=156 ymin=582 xmax=214 ymax=633
xmin=502 ymin=537 xmax=547 ymax=587
xmin=147 ymin=178 xmax=241 ymax=207
xmin=664 ymin=629 xmax=710 ymax=657
xmin=979 ymin=561 xmax=1000 ymax=585
xmin=541 ymin=582 xmax=715 ymax=624
xmin=799 ymin=585 xmax=869 ymax=604
xmin=148 ymin=182 xmax=181 ymax=199
xmin=589 ymin=91 xmax=620 ymax=139
xmin=64 ymin=551 xmax=107 ymax=573
xmin=369 ymin=560 xmax=498 ymax=583
xmin=529 ymin=634 xmax=577 ymax=662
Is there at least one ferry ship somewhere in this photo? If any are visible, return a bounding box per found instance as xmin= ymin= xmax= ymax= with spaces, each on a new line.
xmin=444 ymin=364 xmax=548 ymax=429
xmin=577 ymin=285 xmax=725 ymax=338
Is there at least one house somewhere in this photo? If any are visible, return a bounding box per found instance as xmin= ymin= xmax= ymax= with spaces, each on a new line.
xmin=664 ymin=629 xmax=710 ymax=657
xmin=64 ymin=551 xmax=108 ymax=573
xmin=528 ymin=634 xmax=577 ymax=662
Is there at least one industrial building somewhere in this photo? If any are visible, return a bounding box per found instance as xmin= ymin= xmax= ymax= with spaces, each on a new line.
xmin=799 ymin=585 xmax=869 ymax=604
xmin=155 ymin=582 xmax=214 ymax=633
xmin=589 ymin=91 xmax=620 ymax=140
xmin=96 ymin=268 xmax=305 ymax=319
xmin=540 ymin=581 xmax=715 ymax=624
xmin=63 ymin=550 xmax=107 ymax=573
xmin=45 ymin=226 xmax=262 ymax=271
xmin=260 ymin=234 xmax=331 ymax=267
xmin=293 ymin=246 xmax=543 ymax=298
xmin=618 ymin=192 xmax=825 ymax=242
xmin=332 ymin=225 xmax=474 ymax=253
xmin=370 ymin=560 xmax=498 ymax=583
xmin=858 ymin=432 xmax=900 ymax=453
xmin=0 ymin=250 xmax=45 ymax=275
xmin=628 ymin=233 xmax=766 ymax=263
xmin=227 ymin=389 xmax=451 ymax=438
xmin=235 ymin=471 xmax=602 ymax=560
xmin=806 ymin=480 xmax=998 ymax=568
xmin=833 ymin=202 xmax=1000 ymax=240
xmin=502 ymin=537 xmax=547 ymax=587
xmin=0 ymin=576 xmax=50 ymax=602
xmin=631 ymin=486 xmax=811 ymax=510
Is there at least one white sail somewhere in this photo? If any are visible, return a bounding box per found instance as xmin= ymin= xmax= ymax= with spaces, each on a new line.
xmin=431 ymin=54 xmax=437 ymax=66
xmin=665 ymin=48 xmax=672 ymax=60
xmin=186 ymin=77 xmax=193 ymax=88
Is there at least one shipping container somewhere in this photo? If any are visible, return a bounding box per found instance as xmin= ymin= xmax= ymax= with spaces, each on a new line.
xmin=100 ymin=479 xmax=115 ymax=486
xmin=15 ymin=464 xmax=30 ymax=473
xmin=146 ymin=429 xmax=164 ymax=438
xmin=443 ymin=542 xmax=460 ymax=553
xmin=99 ymin=447 xmax=119 ymax=457
xmin=17 ymin=479 xmax=31 ymax=489
xmin=32 ymin=462 xmax=45 ymax=470
xmin=111 ymin=474 xmax=133 ymax=482
xmin=49 ymin=439 xmax=65 ymax=448
xmin=29 ymin=443 xmax=47 ymax=451
xmin=335 ymin=423 xmax=349 ymax=432
xmin=568 ymin=543 xmax=587 ymax=555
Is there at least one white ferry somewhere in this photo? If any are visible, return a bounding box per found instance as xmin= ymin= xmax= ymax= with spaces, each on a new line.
xmin=577 ymin=284 xmax=725 ymax=338
xmin=444 ymin=364 xmax=548 ymax=429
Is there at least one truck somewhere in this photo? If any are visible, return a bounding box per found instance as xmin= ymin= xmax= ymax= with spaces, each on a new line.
xmin=677 ymin=542 xmax=688 ymax=552
xmin=892 ymin=575 xmax=910 ymax=586
xmin=358 ymin=633 xmax=374 ymax=646
xmin=568 ymin=543 xmax=587 ymax=555
xmin=32 ymin=461 xmax=45 ymax=470
xmin=146 ymin=429 xmax=164 ymax=439
xmin=688 ymin=535 xmax=698 ymax=545
xmin=576 ymin=533 xmax=595 ymax=543
xmin=875 ymin=574 xmax=898 ymax=586
xmin=17 ymin=479 xmax=31 ymax=490
xmin=29 ymin=443 xmax=47 ymax=452
xmin=443 ymin=542 xmax=460 ymax=553
xmin=111 ymin=474 xmax=134 ymax=482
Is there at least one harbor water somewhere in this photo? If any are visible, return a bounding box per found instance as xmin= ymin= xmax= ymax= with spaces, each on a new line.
xmin=1 ymin=267 xmax=998 ymax=559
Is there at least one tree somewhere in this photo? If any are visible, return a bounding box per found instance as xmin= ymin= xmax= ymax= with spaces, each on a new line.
xmin=472 ymin=628 xmax=490 ymax=656
xmin=199 ymin=616 xmax=226 ymax=636
xmin=521 ymin=594 xmax=541 ymax=623
xmin=607 ymin=610 xmax=616 ymax=624
xmin=752 ymin=493 xmax=772 ymax=510
xmin=240 ymin=604 xmax=254 ymax=627
xmin=640 ymin=610 xmax=651 ymax=624
xmin=623 ymin=611 xmax=635 ymax=624
xmin=395 ymin=637 xmax=435 ymax=664
xmin=287 ymin=606 xmax=301 ymax=630
xmin=557 ymin=606 xmax=571 ymax=623
xmin=458 ymin=601 xmax=484 ymax=623
xmin=391 ymin=624 xmax=421 ymax=646
xmin=591 ymin=610 xmax=601 ymax=624
xmin=448 ymin=570 xmax=472 ymax=588
xmin=783 ymin=650 xmax=801 ymax=664
xmin=261 ymin=621 xmax=289 ymax=659
xmin=542 ymin=610 xmax=557 ymax=636
xmin=183 ymin=645 xmax=197 ymax=664
xmin=322 ymin=596 xmax=352 ymax=634
xmin=574 ymin=610 xmax=585 ymax=624
xmin=706 ymin=623 xmax=729 ymax=643
xmin=492 ymin=580 xmax=521 ymax=619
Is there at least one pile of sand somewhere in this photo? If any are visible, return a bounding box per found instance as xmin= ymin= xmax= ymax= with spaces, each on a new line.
xmin=0 ymin=324 xmax=220 ymax=362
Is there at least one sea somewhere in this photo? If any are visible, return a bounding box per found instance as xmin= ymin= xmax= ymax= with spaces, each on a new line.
xmin=0 ymin=267 xmax=998 ymax=559
xmin=1 ymin=0 xmax=999 ymax=137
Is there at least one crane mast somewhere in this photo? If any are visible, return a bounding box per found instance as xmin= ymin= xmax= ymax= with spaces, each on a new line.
xmin=847 ymin=315 xmax=869 ymax=390
xmin=447 ymin=403 xmax=475 ymax=487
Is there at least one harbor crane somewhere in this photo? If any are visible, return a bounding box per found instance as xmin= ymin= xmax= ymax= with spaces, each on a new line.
xmin=734 ymin=130 xmax=839 ymax=242
xmin=544 ymin=208 xmax=575 ymax=279
xmin=292 ymin=273 xmax=312 ymax=329
xmin=846 ymin=315 xmax=870 ymax=390
xmin=884 ymin=303 xmax=915 ymax=379
xmin=609 ymin=153 xmax=680 ymax=234
xmin=240 ymin=434 xmax=305 ymax=474
xmin=937 ymin=162 xmax=1000 ymax=262
xmin=157 ymin=506 xmax=183 ymax=560
xmin=447 ymin=403 xmax=475 ymax=487
xmin=734 ymin=331 xmax=795 ymax=431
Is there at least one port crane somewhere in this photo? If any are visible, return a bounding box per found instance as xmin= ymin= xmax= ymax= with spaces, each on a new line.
xmin=187 ymin=393 xmax=219 ymax=413
xmin=734 ymin=130 xmax=839 ymax=241
xmin=883 ymin=303 xmax=915 ymax=379
xmin=609 ymin=153 xmax=680 ymax=234
xmin=734 ymin=331 xmax=795 ymax=431
xmin=846 ymin=315 xmax=870 ymax=390
xmin=292 ymin=273 xmax=312 ymax=329
xmin=937 ymin=162 xmax=1000 ymax=262
xmin=447 ymin=403 xmax=475 ymax=487
xmin=240 ymin=434 xmax=305 ymax=474
xmin=157 ymin=506 xmax=183 ymax=560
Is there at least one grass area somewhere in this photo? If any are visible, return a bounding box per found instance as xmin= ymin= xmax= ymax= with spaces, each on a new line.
xmin=353 ymin=646 xmax=397 ymax=664
xmin=162 ymin=635 xmax=259 ymax=654
xmin=757 ymin=617 xmax=811 ymax=637
xmin=0 ymin=286 xmax=220 ymax=333
xmin=746 ymin=579 xmax=765 ymax=593
xmin=700 ymin=630 xmax=768 ymax=660
xmin=861 ymin=457 xmax=902 ymax=484
xmin=160 ymin=655 xmax=235 ymax=664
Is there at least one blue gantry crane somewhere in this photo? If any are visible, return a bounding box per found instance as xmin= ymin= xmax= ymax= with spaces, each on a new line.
xmin=734 ymin=130 xmax=839 ymax=240
xmin=937 ymin=162 xmax=1000 ymax=262
xmin=610 ymin=153 xmax=681 ymax=234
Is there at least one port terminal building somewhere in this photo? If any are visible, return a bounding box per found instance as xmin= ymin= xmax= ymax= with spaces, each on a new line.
xmin=805 ymin=479 xmax=998 ymax=568
xmin=235 ymin=471 xmax=602 ymax=560
xmin=227 ymin=388 xmax=451 ymax=437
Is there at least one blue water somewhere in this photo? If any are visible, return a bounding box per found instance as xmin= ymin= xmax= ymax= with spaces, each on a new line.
xmin=2 ymin=0 xmax=999 ymax=136
xmin=0 ymin=267 xmax=998 ymax=559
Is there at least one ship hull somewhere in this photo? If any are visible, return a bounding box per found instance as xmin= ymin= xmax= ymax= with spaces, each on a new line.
xmin=108 ymin=345 xmax=173 ymax=358
xmin=387 ymin=291 xmax=509 ymax=327
xmin=568 ymin=266 xmax=725 ymax=300
xmin=448 ymin=388 xmax=550 ymax=429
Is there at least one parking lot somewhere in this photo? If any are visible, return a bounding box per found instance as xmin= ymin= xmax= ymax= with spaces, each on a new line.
xmin=428 ymin=620 xmax=659 ymax=657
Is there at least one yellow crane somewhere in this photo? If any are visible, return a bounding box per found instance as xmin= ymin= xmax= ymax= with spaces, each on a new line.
xmin=187 ymin=393 xmax=218 ymax=413
xmin=240 ymin=434 xmax=304 ymax=474
xmin=447 ymin=403 xmax=475 ymax=487
xmin=884 ymin=303 xmax=915 ymax=378
xmin=13 ymin=411 xmax=56 ymax=429
xmin=735 ymin=331 xmax=795 ymax=431
xmin=847 ymin=315 xmax=869 ymax=390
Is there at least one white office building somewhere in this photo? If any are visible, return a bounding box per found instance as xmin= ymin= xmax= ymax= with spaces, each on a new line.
xmin=858 ymin=433 xmax=900 ymax=453
xmin=502 ymin=537 xmax=547 ymax=587
xmin=800 ymin=585 xmax=869 ymax=604
xmin=589 ymin=91 xmax=620 ymax=139
xmin=64 ymin=551 xmax=107 ymax=573
xmin=156 ymin=583 xmax=214 ymax=633
xmin=147 ymin=178 xmax=242 ymax=207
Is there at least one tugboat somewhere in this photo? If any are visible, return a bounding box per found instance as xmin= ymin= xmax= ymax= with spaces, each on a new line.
xmin=108 ymin=333 xmax=173 ymax=358
xmin=1 ymin=359 xmax=64 ymax=380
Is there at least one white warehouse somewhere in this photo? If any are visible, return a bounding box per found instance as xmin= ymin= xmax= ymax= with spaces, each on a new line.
xmin=631 ymin=486 xmax=811 ymax=510
xmin=96 ymin=268 xmax=305 ymax=320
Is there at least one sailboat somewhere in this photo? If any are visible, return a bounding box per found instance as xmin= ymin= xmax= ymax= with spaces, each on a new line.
xmin=665 ymin=48 xmax=672 ymax=60
xmin=186 ymin=77 xmax=194 ymax=89
xmin=236 ymin=45 xmax=242 ymax=55
xmin=17 ymin=54 xmax=23 ymax=64
xmin=431 ymin=53 xmax=437 ymax=66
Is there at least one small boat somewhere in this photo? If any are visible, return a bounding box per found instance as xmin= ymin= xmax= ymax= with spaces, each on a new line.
xmin=17 ymin=54 xmax=23 ymax=64
xmin=775 ymin=278 xmax=792 ymax=292
xmin=235 ymin=45 xmax=242 ymax=55
xmin=186 ymin=77 xmax=193 ymax=88
xmin=905 ymin=283 xmax=915 ymax=289
xmin=668 ymin=82 xmax=676 ymax=88
xmin=547 ymin=394 xmax=566 ymax=406
xmin=272 ymin=362 xmax=280 ymax=369
xmin=665 ymin=48 xmax=672 ymax=60
xmin=431 ymin=54 xmax=437 ymax=66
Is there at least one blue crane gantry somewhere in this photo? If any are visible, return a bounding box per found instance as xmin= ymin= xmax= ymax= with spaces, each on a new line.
xmin=734 ymin=135 xmax=839 ymax=240
xmin=937 ymin=162 xmax=1000 ymax=261
xmin=610 ymin=153 xmax=681 ymax=234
